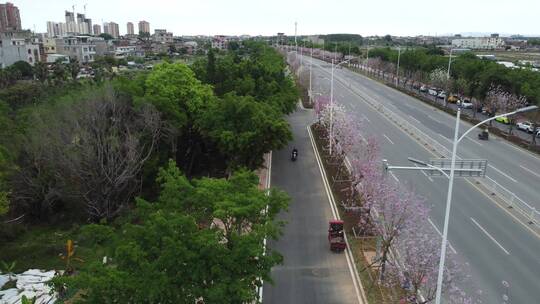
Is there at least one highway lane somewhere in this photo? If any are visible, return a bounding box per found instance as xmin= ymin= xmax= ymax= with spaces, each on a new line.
xmin=307 ymin=57 xmax=540 ymax=303
xmin=332 ymin=64 xmax=540 ymax=210
xmin=263 ymin=104 xmax=359 ymax=304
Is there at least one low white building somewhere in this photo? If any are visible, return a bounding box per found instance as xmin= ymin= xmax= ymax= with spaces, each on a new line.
xmin=153 ymin=29 xmax=173 ymax=44
xmin=451 ymin=37 xmax=505 ymax=50
xmin=55 ymin=36 xmax=107 ymax=63
xmin=0 ymin=31 xmax=41 ymax=68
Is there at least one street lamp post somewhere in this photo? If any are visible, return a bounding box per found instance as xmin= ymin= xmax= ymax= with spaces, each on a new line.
xmin=328 ymin=57 xmax=355 ymax=155
xmin=309 ymin=47 xmax=313 ymax=104
xmin=446 ymin=48 xmax=454 ymax=80
xmin=433 ymin=105 xmax=539 ymax=304
xmin=444 ymin=49 xmax=455 ymax=107
xmin=396 ymin=46 xmax=401 ymax=86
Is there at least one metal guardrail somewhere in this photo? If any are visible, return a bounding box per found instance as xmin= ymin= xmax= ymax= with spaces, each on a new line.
xmin=332 ymin=67 xmax=540 ymax=226
xmin=485 ymin=176 xmax=539 ymax=225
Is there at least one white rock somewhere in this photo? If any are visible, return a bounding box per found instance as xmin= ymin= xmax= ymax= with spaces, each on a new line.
xmin=0 ymin=288 xmax=19 ymax=299
xmin=0 ymin=288 xmax=20 ymax=304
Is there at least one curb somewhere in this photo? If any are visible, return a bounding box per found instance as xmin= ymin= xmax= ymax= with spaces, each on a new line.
xmin=257 ymin=151 xmax=272 ymax=303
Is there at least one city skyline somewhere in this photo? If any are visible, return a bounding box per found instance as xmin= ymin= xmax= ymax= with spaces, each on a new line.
xmin=12 ymin=0 xmax=540 ymax=37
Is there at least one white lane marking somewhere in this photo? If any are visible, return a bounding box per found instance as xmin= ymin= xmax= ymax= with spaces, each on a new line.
xmin=428 ymin=218 xmax=457 ymax=254
xmin=470 ymin=217 xmax=510 ymax=255
xmin=362 ymin=115 xmax=371 ymax=123
xmin=415 ymin=164 xmax=434 ymax=182
xmin=488 ymin=165 xmax=517 ymax=183
xmin=383 ymin=134 xmax=395 ymax=145
xmin=438 ymin=134 xmax=452 ymax=143
xmin=390 ymin=171 xmax=399 ymax=182
xmin=519 ymin=165 xmax=540 ymax=179
xmin=408 ymin=115 xmax=421 ymax=124
xmin=311 ymin=60 xmax=540 ymax=238
xmin=259 ymin=151 xmax=272 ymax=301
xmin=466 ymin=137 xmax=483 ymax=146
xmin=501 ymin=141 xmax=540 ymax=161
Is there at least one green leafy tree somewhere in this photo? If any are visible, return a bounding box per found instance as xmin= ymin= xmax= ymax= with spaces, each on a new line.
xmin=10 ymin=61 xmax=34 ymax=79
xmin=53 ymin=60 xmax=67 ymax=84
xmin=33 ymin=61 xmax=49 ymax=83
xmin=198 ymin=93 xmax=292 ymax=171
xmin=99 ymin=33 xmax=114 ymax=41
xmin=0 ymin=82 xmax=44 ymax=110
xmin=68 ymin=58 xmax=80 ymax=80
xmin=206 ymin=48 xmax=216 ymax=84
xmin=143 ymin=62 xmax=214 ymax=173
xmin=55 ymin=161 xmax=288 ymax=304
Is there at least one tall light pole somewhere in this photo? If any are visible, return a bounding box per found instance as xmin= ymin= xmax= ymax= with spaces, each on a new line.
xmin=446 ymin=48 xmax=454 ymax=79
xmin=433 ymin=105 xmax=539 ymax=304
xmin=396 ymin=46 xmax=401 ymax=86
xmin=444 ymin=48 xmax=455 ymax=106
xmin=294 ymin=21 xmax=297 ymax=54
xmin=309 ymin=47 xmax=313 ymax=104
xmin=300 ymin=41 xmax=303 ymax=67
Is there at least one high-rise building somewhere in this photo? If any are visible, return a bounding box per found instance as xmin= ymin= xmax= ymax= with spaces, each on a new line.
xmin=0 ymin=2 xmax=21 ymax=32
xmin=65 ymin=11 xmax=74 ymax=23
xmin=93 ymin=24 xmax=101 ymax=35
xmin=103 ymin=22 xmax=119 ymax=38
xmin=65 ymin=11 xmax=77 ymax=33
xmin=127 ymin=22 xmax=134 ymax=35
xmin=138 ymin=20 xmax=150 ymax=34
xmin=85 ymin=18 xmax=93 ymax=35
xmin=73 ymin=13 xmax=92 ymax=35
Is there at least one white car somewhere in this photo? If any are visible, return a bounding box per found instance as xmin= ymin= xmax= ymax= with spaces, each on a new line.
xmin=428 ymin=88 xmax=438 ymax=96
xmin=437 ymin=91 xmax=447 ymax=99
xmin=457 ymin=100 xmax=473 ymax=109
xmin=517 ymin=121 xmax=535 ymax=133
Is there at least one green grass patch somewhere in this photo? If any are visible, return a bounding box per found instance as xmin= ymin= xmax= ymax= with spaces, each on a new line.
xmin=1 ymin=224 xmax=107 ymax=273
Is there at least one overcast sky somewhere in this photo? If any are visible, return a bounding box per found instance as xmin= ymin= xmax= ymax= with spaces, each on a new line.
xmin=14 ymin=0 xmax=540 ymax=37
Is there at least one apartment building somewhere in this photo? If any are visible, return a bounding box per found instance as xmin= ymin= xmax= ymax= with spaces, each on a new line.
xmin=55 ymin=36 xmax=107 ymax=63
xmin=0 ymin=31 xmax=40 ymax=68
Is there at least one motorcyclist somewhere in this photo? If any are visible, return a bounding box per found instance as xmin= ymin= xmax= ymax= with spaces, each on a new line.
xmin=291 ymin=148 xmax=298 ymax=160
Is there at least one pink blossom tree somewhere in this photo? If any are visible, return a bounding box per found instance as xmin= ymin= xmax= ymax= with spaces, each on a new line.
xmin=484 ymin=85 xmax=528 ymax=134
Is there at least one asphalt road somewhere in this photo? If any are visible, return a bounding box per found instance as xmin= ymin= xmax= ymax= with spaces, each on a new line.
xmin=262 ymin=104 xmax=359 ymax=304
xmin=305 ymin=55 xmax=540 ymax=304
xmin=336 ymin=64 xmax=540 ymax=211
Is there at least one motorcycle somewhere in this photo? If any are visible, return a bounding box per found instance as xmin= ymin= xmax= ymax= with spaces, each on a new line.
xmin=291 ymin=149 xmax=298 ymax=161
xmin=478 ymin=129 xmax=489 ymax=140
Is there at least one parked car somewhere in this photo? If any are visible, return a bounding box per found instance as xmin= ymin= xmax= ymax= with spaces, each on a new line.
xmin=420 ymin=85 xmax=428 ymax=92
xmin=428 ymin=88 xmax=438 ymax=96
xmin=447 ymin=95 xmax=460 ymax=103
xmin=457 ymin=99 xmax=473 ymax=109
xmin=517 ymin=121 xmax=535 ymax=133
xmin=437 ymin=91 xmax=447 ymax=99
xmin=536 ymin=129 xmax=540 ymax=138
xmin=495 ymin=115 xmax=510 ymax=124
